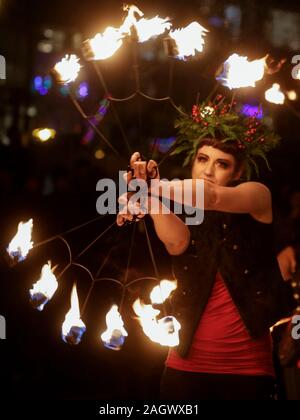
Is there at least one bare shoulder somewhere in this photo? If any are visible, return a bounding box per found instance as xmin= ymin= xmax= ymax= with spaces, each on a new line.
xmin=236 ymin=182 xmax=272 ymax=223
xmin=213 ymin=181 xmax=272 ymax=222
xmin=235 ymin=181 xmax=271 ymax=195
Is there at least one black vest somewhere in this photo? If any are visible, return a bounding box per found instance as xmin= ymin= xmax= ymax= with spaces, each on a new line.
xmin=171 ymin=211 xmax=294 ymax=357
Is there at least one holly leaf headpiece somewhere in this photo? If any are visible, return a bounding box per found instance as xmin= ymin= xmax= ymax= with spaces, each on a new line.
xmin=172 ymin=95 xmax=280 ymax=179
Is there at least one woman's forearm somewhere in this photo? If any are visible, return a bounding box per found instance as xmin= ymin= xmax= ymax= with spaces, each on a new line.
xmin=149 ymin=198 xmax=190 ymax=255
xmin=150 ymin=179 xmax=217 ymax=209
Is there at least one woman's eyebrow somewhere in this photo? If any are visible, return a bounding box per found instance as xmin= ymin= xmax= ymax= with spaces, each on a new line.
xmin=217 ymin=158 xmax=231 ymax=164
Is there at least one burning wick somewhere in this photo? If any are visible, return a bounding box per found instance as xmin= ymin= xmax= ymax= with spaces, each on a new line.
xmin=101 ymin=305 xmax=128 ymax=351
xmin=133 ymin=279 xmax=181 ymax=346
xmin=29 ymin=261 xmax=58 ymax=311
xmin=6 ymin=219 xmax=33 ymax=264
xmin=216 ymin=53 xmax=266 ymax=89
xmin=62 ymin=284 xmax=86 ymax=345
xmin=168 ymin=22 xmax=208 ymax=60
xmin=53 ymin=54 xmax=81 ymax=84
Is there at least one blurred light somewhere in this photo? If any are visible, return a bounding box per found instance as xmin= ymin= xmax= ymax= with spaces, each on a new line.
xmin=240 ymin=104 xmax=263 ymax=119
xmin=265 ymin=83 xmax=285 ymax=105
xmin=150 ymin=137 xmax=176 ymax=153
xmin=60 ymin=85 xmax=70 ymax=96
xmin=37 ymin=41 xmax=53 ymax=53
xmin=1 ymin=135 xmax=10 ymax=146
xmin=287 ymin=90 xmax=297 ymax=101
xmin=32 ymin=128 xmax=56 ymax=142
xmin=267 ymin=10 xmax=300 ymax=51
xmin=44 ymin=75 xmax=52 ymax=89
xmin=94 ymin=149 xmax=105 ymax=159
xmin=208 ymin=16 xmax=223 ymax=28
xmin=27 ymin=106 xmax=37 ymax=117
xmin=34 ymin=76 xmax=43 ymax=90
xmin=224 ymin=5 xmax=241 ymax=39
xmin=77 ymin=82 xmax=89 ymax=98
xmin=44 ymin=29 xmax=54 ymax=38
xmin=39 ymin=87 xmax=48 ymax=96
xmin=33 ymin=75 xmax=51 ymax=95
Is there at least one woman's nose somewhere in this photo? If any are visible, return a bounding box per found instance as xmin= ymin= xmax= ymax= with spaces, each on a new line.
xmin=204 ymin=163 xmax=214 ymax=176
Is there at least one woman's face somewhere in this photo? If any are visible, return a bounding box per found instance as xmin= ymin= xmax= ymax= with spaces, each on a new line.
xmin=191 ymin=145 xmax=241 ymax=186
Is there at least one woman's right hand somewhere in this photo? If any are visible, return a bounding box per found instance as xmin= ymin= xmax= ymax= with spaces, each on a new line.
xmin=125 ymin=152 xmax=160 ymax=184
xmin=116 ymin=152 xmax=160 ymax=226
xmin=116 ymin=192 xmax=147 ymax=226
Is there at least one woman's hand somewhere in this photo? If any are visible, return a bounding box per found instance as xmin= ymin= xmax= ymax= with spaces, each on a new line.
xmin=126 ymin=152 xmax=160 ymax=184
xmin=116 ymin=192 xmax=147 ymax=226
xmin=116 ymin=152 xmax=160 ymax=226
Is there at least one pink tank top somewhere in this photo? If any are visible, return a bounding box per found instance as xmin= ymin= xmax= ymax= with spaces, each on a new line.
xmin=167 ymin=272 xmax=275 ymax=376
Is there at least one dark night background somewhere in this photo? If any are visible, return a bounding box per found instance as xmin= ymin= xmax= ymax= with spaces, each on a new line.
xmin=0 ymin=0 xmax=300 ymax=400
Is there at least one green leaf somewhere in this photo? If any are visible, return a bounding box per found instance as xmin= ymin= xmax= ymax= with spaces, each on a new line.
xmin=183 ymin=152 xmax=193 ymax=167
xmin=251 ymin=148 xmax=271 ymax=171
xmin=208 ymin=126 xmax=215 ymax=138
xmin=249 ymin=157 xmax=259 ymax=178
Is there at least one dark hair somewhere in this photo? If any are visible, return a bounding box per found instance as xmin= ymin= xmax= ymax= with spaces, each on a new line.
xmin=194 ymin=138 xmax=246 ymax=174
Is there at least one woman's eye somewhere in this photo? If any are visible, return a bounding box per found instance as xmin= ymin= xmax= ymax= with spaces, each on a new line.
xmin=197 ymin=156 xmax=206 ymax=162
xmin=218 ymin=162 xmax=228 ymax=169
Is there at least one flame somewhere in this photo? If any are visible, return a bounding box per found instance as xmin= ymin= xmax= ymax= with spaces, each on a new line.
xmin=101 ymin=305 xmax=128 ymax=350
xmin=119 ymin=5 xmax=171 ymax=43
xmin=150 ymin=279 xmax=177 ymax=304
xmin=216 ymin=53 xmax=266 ymax=89
xmin=62 ymin=283 xmax=86 ymax=344
xmin=32 ymin=128 xmax=56 ymax=142
xmin=169 ymin=22 xmax=208 ymax=60
xmin=88 ymin=27 xmax=124 ymax=60
xmin=134 ymin=16 xmax=172 ymax=43
xmin=120 ymin=4 xmax=144 ymax=35
xmin=29 ymin=262 xmax=58 ymax=311
xmin=265 ymin=83 xmax=285 ymax=105
xmin=133 ymin=299 xmax=180 ymax=346
xmin=133 ymin=279 xmax=180 ymax=346
xmin=7 ymin=219 xmax=33 ymax=262
xmin=53 ymin=54 xmax=81 ymax=84
xmin=84 ymin=5 xmax=141 ymax=61
xmin=85 ymin=5 xmax=171 ymax=60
